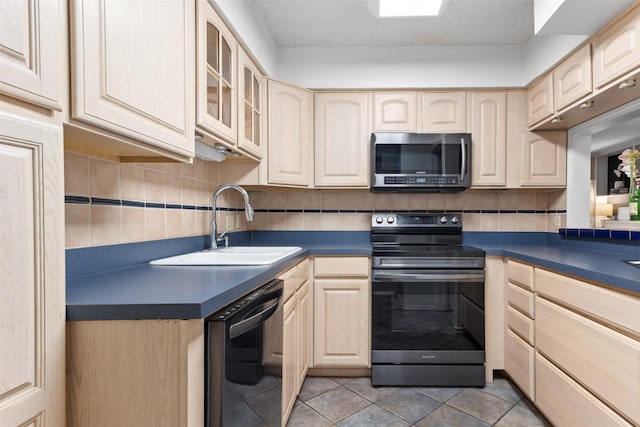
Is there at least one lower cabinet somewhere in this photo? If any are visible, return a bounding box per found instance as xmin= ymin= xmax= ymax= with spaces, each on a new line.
xmin=313 ymin=257 xmax=371 ymax=368
xmin=501 ymin=259 xmax=640 ymax=426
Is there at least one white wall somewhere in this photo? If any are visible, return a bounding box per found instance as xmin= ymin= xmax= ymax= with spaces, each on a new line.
xmin=275 ymin=46 xmax=526 ymax=89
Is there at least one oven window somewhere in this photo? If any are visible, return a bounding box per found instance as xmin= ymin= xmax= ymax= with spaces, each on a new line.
xmin=375 ymin=143 xmax=462 ymax=175
xmin=372 ymin=281 xmax=484 ymax=351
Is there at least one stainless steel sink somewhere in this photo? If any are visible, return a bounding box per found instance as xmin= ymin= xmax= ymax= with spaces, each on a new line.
xmin=149 ymin=246 xmax=303 ymax=266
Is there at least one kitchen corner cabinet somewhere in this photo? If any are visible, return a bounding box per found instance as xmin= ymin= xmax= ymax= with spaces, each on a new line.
xmin=0 ymin=0 xmax=62 ymax=110
xmin=470 ymin=91 xmax=507 ymax=187
xmin=67 ymin=0 xmax=195 ymax=161
xmin=268 ymin=79 xmax=314 ymax=187
xmin=67 ymin=319 xmax=204 ymax=427
xmin=313 ymin=257 xmax=370 ymax=368
xmin=315 ymin=92 xmax=371 ymax=188
xmin=196 ymin=0 xmax=238 ymax=150
xmin=237 ymin=48 xmax=265 ymax=159
xmin=373 ymin=92 xmax=418 ymax=132
xmin=419 ymin=92 xmax=467 ymax=132
xmin=592 ymin=4 xmax=640 ymax=89
xmin=0 ymin=101 xmax=65 ymax=427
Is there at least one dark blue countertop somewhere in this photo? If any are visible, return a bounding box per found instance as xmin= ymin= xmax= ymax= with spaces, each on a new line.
xmin=66 ymin=231 xmax=640 ymax=321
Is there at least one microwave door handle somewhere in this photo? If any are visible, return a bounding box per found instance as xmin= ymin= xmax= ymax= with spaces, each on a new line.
xmin=460 ymin=137 xmax=466 ymax=181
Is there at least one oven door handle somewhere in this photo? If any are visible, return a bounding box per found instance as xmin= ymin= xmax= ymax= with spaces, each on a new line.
xmin=373 ymin=270 xmax=484 ymax=283
xmin=228 ymin=289 xmax=282 ymax=339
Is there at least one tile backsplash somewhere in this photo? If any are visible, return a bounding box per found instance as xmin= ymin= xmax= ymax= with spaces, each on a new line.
xmin=64 ymin=151 xmax=567 ymax=248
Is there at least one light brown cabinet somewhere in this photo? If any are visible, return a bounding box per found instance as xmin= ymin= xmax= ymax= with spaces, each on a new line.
xmin=526 ymin=75 xmax=554 ymax=127
xmin=592 ymin=4 xmax=640 ymax=89
xmin=313 ymin=257 xmax=370 ymax=368
xmin=268 ymin=79 xmax=314 ymax=187
xmin=237 ymin=48 xmax=265 ymax=159
xmin=0 ymin=0 xmax=62 ymax=110
xmin=504 ymin=260 xmax=535 ymax=401
xmin=67 ymin=0 xmax=195 ymax=161
xmin=314 ymin=92 xmax=371 ymax=188
xmin=553 ymin=44 xmax=593 ymax=111
xmin=196 ymin=0 xmax=237 ymax=148
xmin=419 ymin=92 xmax=467 ymax=132
xmin=373 ymin=92 xmax=417 ymax=132
xmin=470 ymin=91 xmax=507 ymax=187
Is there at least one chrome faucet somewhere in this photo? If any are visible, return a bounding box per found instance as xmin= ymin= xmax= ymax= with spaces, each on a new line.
xmin=210 ymin=184 xmax=254 ymax=249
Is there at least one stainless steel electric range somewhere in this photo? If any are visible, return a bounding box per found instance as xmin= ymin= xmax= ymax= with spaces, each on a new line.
xmin=371 ymin=213 xmax=486 ymax=387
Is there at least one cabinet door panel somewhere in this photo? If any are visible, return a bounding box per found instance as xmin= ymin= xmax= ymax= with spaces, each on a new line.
xmin=237 ymin=48 xmax=264 ymax=158
xmin=519 ymin=131 xmax=566 ymax=187
xmin=268 ymin=80 xmax=313 ymax=187
xmin=527 ymin=75 xmax=554 ymax=126
xmin=0 ymin=0 xmax=61 ymax=110
xmin=315 ymin=93 xmax=370 ymax=187
xmin=471 ymin=92 xmax=506 ymax=186
xmin=70 ymin=0 xmax=194 ymax=156
xmin=592 ymin=6 xmax=640 ymax=88
xmin=553 ymin=45 xmax=592 ymax=111
xmin=374 ymin=92 xmax=417 ymax=132
xmin=0 ymin=114 xmax=64 ymax=426
xmin=282 ymin=298 xmax=297 ymax=423
xmin=314 ymin=279 xmax=370 ymax=367
xmin=297 ymin=281 xmax=311 ymax=389
xmin=420 ymin=92 xmax=466 ymax=132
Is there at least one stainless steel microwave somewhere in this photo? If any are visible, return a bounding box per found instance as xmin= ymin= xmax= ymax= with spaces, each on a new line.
xmin=370 ymin=132 xmax=471 ymax=193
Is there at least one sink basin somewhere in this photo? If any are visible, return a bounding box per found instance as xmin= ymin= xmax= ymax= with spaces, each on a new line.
xmin=149 ymin=246 xmax=303 ymax=266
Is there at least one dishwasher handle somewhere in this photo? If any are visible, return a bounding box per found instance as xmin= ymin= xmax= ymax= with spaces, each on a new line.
xmin=228 ymin=287 xmax=283 ymax=339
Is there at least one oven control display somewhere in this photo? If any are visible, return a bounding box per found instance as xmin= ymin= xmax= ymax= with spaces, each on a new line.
xmin=397 ymin=215 xmax=437 ymax=225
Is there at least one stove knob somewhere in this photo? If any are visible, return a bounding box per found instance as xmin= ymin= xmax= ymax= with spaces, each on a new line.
xmin=375 ymin=216 xmax=383 ymax=224
xmin=386 ymin=216 xmax=395 ymax=224
xmin=450 ymin=216 xmax=459 ymax=224
xmin=439 ymin=216 xmax=448 ymax=224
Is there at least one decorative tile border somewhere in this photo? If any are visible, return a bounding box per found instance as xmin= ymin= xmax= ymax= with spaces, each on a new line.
xmin=559 ymin=228 xmax=640 ymax=241
xmin=64 ymin=195 xmax=243 ymax=212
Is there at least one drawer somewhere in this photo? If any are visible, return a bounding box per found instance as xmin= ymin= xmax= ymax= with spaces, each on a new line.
xmin=535 ymin=268 xmax=640 ymax=336
xmin=506 ymin=282 xmax=535 ymax=318
xmin=314 ymin=256 xmax=370 ymax=278
xmin=507 ymin=305 xmax=534 ymax=345
xmin=506 ymin=260 xmax=534 ymax=290
xmin=505 ymin=329 xmax=535 ymax=401
xmin=536 ymin=353 xmax=632 ymax=427
xmin=536 ymin=297 xmax=640 ymax=424
xmin=281 ymin=259 xmax=309 ymax=301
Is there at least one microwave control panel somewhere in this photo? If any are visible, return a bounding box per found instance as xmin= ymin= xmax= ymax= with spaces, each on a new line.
xmin=383 ymin=176 xmax=459 ymax=185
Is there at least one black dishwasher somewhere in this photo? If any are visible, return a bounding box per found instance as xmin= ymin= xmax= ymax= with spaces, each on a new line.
xmin=206 ymin=279 xmax=284 ymax=427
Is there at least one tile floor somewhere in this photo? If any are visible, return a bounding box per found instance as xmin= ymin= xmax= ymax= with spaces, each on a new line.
xmin=286 ymin=373 xmax=550 ymax=426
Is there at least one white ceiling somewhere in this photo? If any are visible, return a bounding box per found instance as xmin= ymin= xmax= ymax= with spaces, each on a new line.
xmin=247 ymin=0 xmax=632 ymax=49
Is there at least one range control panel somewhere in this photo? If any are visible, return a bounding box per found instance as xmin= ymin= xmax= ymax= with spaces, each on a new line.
xmin=371 ymin=213 xmax=462 ymax=228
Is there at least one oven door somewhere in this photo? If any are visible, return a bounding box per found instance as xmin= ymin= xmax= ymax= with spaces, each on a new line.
xmin=371 ymin=269 xmax=485 ymax=365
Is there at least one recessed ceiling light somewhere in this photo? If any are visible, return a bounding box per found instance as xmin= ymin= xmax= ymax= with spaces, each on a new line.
xmin=375 ymin=0 xmax=445 ymax=18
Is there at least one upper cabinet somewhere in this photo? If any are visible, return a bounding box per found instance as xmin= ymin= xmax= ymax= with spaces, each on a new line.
xmin=373 ymin=92 xmax=417 ymax=132
xmin=419 ymin=92 xmax=467 ymax=132
xmin=526 ymin=75 xmax=554 ymax=127
xmin=67 ymin=0 xmax=195 ymax=161
xmin=237 ymin=48 xmax=265 ymax=159
xmin=592 ymin=5 xmax=640 ymax=89
xmin=553 ymin=45 xmax=593 ymax=112
xmin=314 ymin=92 xmax=371 ymax=188
xmin=471 ymin=92 xmax=507 ymax=187
xmin=268 ymin=79 xmax=314 ymax=187
xmin=0 ymin=0 xmax=62 ymax=110
xmin=196 ymin=0 xmax=238 ymax=149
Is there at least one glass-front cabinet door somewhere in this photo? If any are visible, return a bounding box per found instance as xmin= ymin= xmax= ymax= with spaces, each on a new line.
xmin=197 ymin=0 xmax=237 ymax=147
xmin=238 ymin=48 xmax=265 ymax=159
